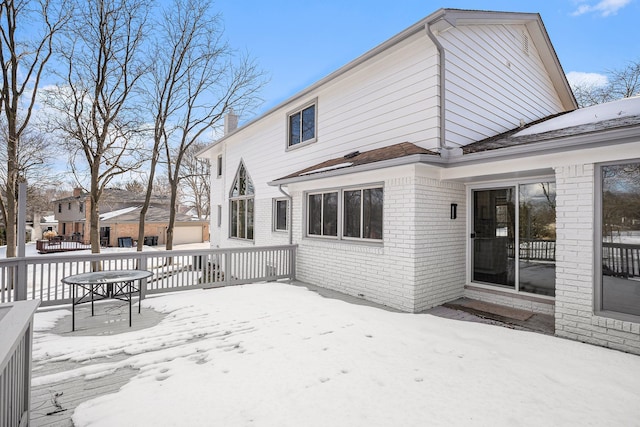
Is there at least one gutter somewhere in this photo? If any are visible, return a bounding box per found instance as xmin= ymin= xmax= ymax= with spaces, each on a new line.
xmin=425 ymin=14 xmax=447 ymax=153
xmin=278 ymin=184 xmax=293 ymax=245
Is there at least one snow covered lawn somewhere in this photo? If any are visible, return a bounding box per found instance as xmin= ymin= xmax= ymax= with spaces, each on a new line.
xmin=33 ymin=283 xmax=640 ymax=426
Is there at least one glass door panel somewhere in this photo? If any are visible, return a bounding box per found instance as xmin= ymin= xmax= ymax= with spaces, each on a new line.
xmin=473 ymin=189 xmax=515 ymax=288
xmin=518 ymin=183 xmax=556 ymax=296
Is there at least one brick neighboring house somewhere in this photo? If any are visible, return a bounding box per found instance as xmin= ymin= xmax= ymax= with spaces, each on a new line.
xmin=52 ymin=188 xmax=208 ymax=246
xmin=199 ymin=9 xmax=640 ymax=354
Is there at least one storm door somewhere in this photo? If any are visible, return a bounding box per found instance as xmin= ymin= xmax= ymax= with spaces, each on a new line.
xmin=472 ymin=188 xmax=515 ymax=288
xmin=472 ymin=183 xmax=556 ymax=296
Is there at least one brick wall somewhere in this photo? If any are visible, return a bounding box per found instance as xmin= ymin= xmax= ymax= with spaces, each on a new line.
xmin=413 ymin=176 xmax=466 ymax=311
xmin=555 ymin=164 xmax=640 ymax=354
xmin=293 ymin=173 xmax=418 ymax=312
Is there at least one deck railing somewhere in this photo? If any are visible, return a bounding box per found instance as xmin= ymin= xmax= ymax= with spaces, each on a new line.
xmin=0 ymin=245 xmax=297 ymax=306
xmin=603 ymin=242 xmax=640 ymax=278
xmin=0 ymin=300 xmax=39 ymax=427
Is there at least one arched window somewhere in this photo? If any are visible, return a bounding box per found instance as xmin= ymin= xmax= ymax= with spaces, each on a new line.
xmin=229 ymin=161 xmax=254 ymax=240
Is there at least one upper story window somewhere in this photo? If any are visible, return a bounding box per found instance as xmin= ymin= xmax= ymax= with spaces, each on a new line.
xmin=229 ymin=161 xmax=254 ymax=240
xmin=79 ymin=202 xmax=84 ymax=213
xmin=68 ymin=203 xmax=72 ymax=210
xmin=287 ymin=100 xmax=317 ymax=148
xmin=217 ymin=155 xmax=222 ymax=178
xmin=58 ymin=203 xmax=62 ymax=213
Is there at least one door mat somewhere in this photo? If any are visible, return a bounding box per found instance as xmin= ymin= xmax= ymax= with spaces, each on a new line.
xmin=446 ymin=300 xmax=534 ymax=321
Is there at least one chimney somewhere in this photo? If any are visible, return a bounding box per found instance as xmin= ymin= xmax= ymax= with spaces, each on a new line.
xmin=73 ymin=187 xmax=82 ymax=197
xmin=224 ymin=108 xmax=238 ymax=135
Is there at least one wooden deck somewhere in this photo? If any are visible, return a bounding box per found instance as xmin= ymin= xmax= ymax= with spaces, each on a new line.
xmin=30 ymin=301 xmax=166 ymax=426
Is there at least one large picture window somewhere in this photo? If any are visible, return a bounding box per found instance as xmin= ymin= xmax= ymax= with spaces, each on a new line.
xmin=307 ymin=186 xmax=383 ymax=241
xmin=288 ymin=101 xmax=316 ymax=148
xmin=229 ymin=162 xmax=254 ymax=240
xmin=599 ymin=161 xmax=640 ymax=317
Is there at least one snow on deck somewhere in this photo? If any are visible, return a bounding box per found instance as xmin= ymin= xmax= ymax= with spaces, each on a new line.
xmin=30 ymin=282 xmax=640 ymax=427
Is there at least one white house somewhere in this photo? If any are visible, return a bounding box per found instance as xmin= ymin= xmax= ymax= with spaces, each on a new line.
xmin=199 ymin=8 xmax=640 ymax=354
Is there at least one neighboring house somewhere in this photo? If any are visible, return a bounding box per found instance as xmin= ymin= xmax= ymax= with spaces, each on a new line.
xmin=199 ymin=9 xmax=640 ymax=354
xmin=52 ymin=188 xmax=208 ymax=246
xmin=99 ymin=205 xmax=209 ymax=247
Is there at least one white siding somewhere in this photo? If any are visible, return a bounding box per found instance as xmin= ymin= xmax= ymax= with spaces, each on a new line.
xmin=215 ymin=32 xmax=440 ymax=250
xmin=440 ymin=24 xmax=565 ymax=147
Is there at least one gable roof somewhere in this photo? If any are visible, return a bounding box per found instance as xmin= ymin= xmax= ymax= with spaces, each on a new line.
xmin=199 ymin=8 xmax=574 ymax=158
xmin=271 ymin=142 xmax=438 ymax=184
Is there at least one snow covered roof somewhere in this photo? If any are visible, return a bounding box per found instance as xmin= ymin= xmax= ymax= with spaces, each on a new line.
xmin=515 ymin=96 xmax=640 ymax=137
xmin=99 ymin=206 xmax=139 ymax=221
xmin=464 ymin=96 xmax=640 ymax=154
xmin=99 ymin=205 xmax=206 ymax=224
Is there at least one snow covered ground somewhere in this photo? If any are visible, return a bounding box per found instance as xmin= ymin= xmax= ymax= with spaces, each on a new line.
xmin=32 ymin=282 xmax=640 ymax=427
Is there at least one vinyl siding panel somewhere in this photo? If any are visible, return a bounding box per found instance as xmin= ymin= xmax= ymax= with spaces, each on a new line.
xmin=440 ymin=24 xmax=565 ymax=147
xmin=215 ymin=33 xmax=439 ymax=247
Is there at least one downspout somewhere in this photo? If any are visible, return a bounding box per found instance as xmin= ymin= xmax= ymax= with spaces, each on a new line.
xmin=278 ymin=184 xmax=293 ymax=245
xmin=425 ymin=15 xmax=462 ymax=158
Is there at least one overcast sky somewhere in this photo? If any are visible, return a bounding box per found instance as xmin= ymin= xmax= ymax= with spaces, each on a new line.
xmin=214 ymin=0 xmax=637 ymax=118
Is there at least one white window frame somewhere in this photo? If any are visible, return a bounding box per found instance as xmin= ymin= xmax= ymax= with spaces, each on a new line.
xmin=217 ymin=205 xmax=222 ymax=228
xmin=273 ymin=198 xmax=289 ymax=232
xmin=217 ymin=155 xmax=222 ymax=178
xmin=466 ymin=177 xmax=556 ymax=299
xmin=342 ymin=186 xmax=384 ymax=241
xmin=286 ymin=98 xmax=317 ymax=150
xmin=305 ymin=183 xmax=383 ymax=242
xmin=229 ymin=161 xmax=254 ymax=241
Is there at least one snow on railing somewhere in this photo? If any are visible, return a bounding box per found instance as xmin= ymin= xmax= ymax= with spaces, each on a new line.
xmin=0 ymin=245 xmax=297 ymax=307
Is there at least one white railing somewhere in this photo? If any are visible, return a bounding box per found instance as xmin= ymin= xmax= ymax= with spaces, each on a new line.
xmin=0 ymin=300 xmax=39 ymax=427
xmin=0 ymin=245 xmax=297 ymax=307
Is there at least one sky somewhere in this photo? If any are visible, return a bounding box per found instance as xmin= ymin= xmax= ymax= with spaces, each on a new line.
xmin=31 ymin=282 xmax=640 ymax=426
xmin=213 ymin=0 xmax=638 ymax=119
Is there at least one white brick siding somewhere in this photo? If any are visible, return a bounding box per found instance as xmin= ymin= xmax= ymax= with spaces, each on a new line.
xmin=413 ymin=176 xmax=466 ymax=311
xmin=555 ymin=164 xmax=640 ymax=355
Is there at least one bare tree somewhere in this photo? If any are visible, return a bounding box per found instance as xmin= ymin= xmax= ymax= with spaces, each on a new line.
xmin=44 ymin=0 xmax=150 ymax=253
xmin=0 ymin=123 xmax=62 ymax=221
xmin=179 ymin=141 xmax=210 ymax=220
xmin=141 ymin=0 xmax=264 ymax=250
xmin=571 ymin=59 xmax=640 ymax=107
xmin=0 ymin=0 xmax=69 ymax=257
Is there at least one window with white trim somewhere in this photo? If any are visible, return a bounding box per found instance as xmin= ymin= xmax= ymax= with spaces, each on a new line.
xmin=273 ymin=198 xmax=288 ymax=231
xmin=229 ymin=162 xmax=254 ymax=240
xmin=288 ymin=101 xmax=316 ymax=148
xmin=217 ymin=155 xmax=222 ymax=178
xmin=307 ymin=185 xmax=383 ymax=241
